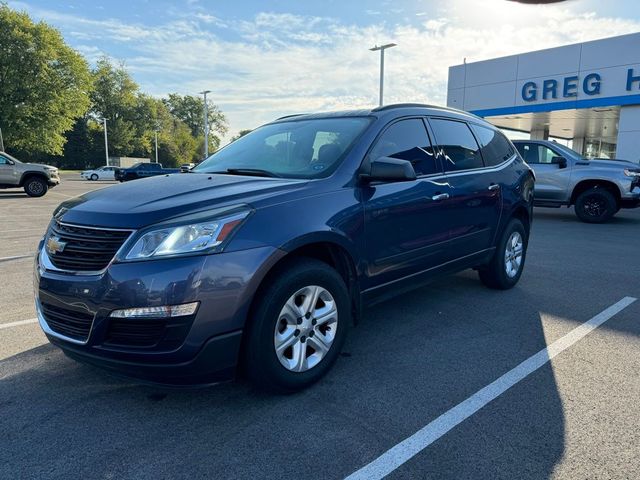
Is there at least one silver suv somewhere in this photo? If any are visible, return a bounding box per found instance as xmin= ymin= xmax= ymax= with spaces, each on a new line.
xmin=0 ymin=152 xmax=60 ymax=197
xmin=513 ymin=140 xmax=640 ymax=223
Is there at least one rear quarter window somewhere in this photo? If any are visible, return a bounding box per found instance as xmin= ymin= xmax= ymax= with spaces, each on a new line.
xmin=471 ymin=124 xmax=515 ymax=167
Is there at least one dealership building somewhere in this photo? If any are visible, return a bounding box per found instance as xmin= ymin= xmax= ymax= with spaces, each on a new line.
xmin=447 ymin=32 xmax=640 ymax=162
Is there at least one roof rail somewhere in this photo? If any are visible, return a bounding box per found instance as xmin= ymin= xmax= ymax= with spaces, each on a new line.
xmin=276 ymin=113 xmax=306 ymax=120
xmin=371 ymin=103 xmax=466 ymax=114
xmin=371 ymin=103 xmax=437 ymax=112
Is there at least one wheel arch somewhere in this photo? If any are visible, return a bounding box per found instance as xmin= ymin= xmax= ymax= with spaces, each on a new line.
xmin=247 ymin=234 xmax=362 ymax=328
xmin=570 ymin=179 xmax=621 ymax=206
xmin=19 ymin=171 xmax=49 ymax=187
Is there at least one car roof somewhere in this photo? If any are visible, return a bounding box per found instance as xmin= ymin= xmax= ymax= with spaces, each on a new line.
xmin=270 ymin=103 xmax=493 ymax=128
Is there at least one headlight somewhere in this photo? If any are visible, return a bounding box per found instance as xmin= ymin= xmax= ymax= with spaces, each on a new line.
xmin=624 ymin=169 xmax=640 ymax=177
xmin=123 ymin=210 xmax=250 ymax=260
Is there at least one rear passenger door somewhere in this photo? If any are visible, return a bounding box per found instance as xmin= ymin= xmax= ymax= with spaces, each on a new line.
xmin=427 ymin=118 xmax=503 ymax=259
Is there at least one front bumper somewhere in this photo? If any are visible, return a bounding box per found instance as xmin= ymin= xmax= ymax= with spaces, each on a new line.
xmin=48 ymin=174 xmax=60 ymax=186
xmin=35 ymin=244 xmax=284 ymax=385
xmin=621 ymin=186 xmax=640 ymax=209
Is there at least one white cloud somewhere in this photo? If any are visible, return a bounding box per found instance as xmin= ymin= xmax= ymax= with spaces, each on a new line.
xmin=9 ymin=1 xmax=640 ymax=141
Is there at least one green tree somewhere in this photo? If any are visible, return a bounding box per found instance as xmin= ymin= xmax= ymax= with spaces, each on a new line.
xmin=232 ymin=129 xmax=253 ymax=142
xmin=163 ymin=93 xmax=228 ymax=156
xmin=90 ymin=57 xmax=139 ymax=156
xmin=0 ymin=5 xmax=92 ymax=156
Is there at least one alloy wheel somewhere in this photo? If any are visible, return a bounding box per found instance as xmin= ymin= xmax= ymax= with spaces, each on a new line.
xmin=583 ymin=195 xmax=606 ymax=218
xmin=28 ymin=181 xmax=44 ymax=195
xmin=504 ymin=231 xmax=523 ymax=278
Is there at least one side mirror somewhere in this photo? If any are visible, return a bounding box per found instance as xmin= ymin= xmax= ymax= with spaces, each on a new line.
xmin=551 ymin=156 xmax=567 ymax=169
xmin=361 ymin=157 xmax=417 ymax=182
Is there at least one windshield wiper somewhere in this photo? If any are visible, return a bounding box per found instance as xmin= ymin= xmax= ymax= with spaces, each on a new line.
xmin=211 ymin=168 xmax=281 ymax=178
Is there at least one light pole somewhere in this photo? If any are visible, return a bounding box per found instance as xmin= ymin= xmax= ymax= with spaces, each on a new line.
xmin=369 ymin=43 xmax=397 ymax=106
xmin=0 ymin=126 xmax=4 ymax=152
xmin=102 ymin=118 xmax=109 ymax=166
xmin=199 ymin=90 xmax=211 ymax=158
xmin=154 ymin=130 xmax=158 ymax=163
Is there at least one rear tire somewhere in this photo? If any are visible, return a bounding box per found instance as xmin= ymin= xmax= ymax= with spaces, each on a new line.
xmin=243 ymin=258 xmax=350 ymax=392
xmin=23 ymin=177 xmax=48 ymax=197
xmin=574 ymin=187 xmax=617 ymax=223
xmin=479 ymin=218 xmax=527 ymax=290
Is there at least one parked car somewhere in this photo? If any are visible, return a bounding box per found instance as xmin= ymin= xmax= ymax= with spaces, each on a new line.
xmin=35 ymin=104 xmax=534 ymax=391
xmin=0 ymin=151 xmax=60 ymax=197
xmin=180 ymin=163 xmax=196 ymax=173
xmin=513 ymin=140 xmax=640 ymax=223
xmin=114 ymin=162 xmax=180 ymax=181
xmin=81 ymin=166 xmax=117 ymax=181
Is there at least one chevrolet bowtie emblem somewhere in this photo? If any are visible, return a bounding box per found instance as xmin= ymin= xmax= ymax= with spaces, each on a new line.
xmin=46 ymin=236 xmax=67 ymax=255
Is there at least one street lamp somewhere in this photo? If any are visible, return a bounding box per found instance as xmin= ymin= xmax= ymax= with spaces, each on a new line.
xmin=153 ymin=121 xmax=160 ymax=163
xmin=102 ymin=118 xmax=109 ymax=166
xmin=199 ymin=90 xmax=212 ymax=158
xmin=369 ymin=43 xmax=397 ymax=107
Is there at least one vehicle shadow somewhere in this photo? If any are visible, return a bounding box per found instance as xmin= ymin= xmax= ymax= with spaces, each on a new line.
xmin=533 ymin=206 xmax=640 ymax=225
xmin=0 ymin=273 xmax=568 ymax=480
xmin=0 ymin=192 xmax=28 ymax=199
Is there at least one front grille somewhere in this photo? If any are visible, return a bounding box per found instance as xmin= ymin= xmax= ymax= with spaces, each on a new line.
xmin=46 ymin=221 xmax=132 ymax=272
xmin=41 ymin=303 xmax=94 ymax=342
xmin=105 ymin=319 xmax=166 ymax=347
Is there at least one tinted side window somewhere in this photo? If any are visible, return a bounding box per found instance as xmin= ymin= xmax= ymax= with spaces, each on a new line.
xmin=0 ymin=156 xmax=9 ymax=165
xmin=430 ymin=119 xmax=483 ymax=172
xmin=369 ymin=119 xmax=438 ymax=176
xmin=515 ymin=143 xmax=556 ymax=164
xmin=471 ymin=125 xmax=515 ymax=166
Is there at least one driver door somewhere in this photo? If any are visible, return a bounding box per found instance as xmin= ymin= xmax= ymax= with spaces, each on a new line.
xmin=362 ymin=118 xmax=452 ymax=290
xmin=516 ymin=142 xmax=571 ymax=203
xmin=0 ymin=155 xmax=17 ymax=184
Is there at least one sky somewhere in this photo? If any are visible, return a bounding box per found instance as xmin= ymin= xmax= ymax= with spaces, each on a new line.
xmin=7 ymin=0 xmax=640 ymax=141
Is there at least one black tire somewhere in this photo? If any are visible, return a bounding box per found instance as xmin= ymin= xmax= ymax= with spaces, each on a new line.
xmin=90 ymin=173 xmax=98 ymax=181
xmin=243 ymin=258 xmax=350 ymax=392
xmin=479 ymin=218 xmax=527 ymax=290
xmin=23 ymin=176 xmax=48 ymax=197
xmin=574 ymin=187 xmax=617 ymax=223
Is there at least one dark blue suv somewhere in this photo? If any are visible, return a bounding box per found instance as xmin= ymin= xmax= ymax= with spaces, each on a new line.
xmin=35 ymin=104 xmax=534 ymax=391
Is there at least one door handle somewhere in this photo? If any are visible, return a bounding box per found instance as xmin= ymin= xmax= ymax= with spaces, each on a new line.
xmin=431 ymin=193 xmax=450 ymax=201
xmin=488 ymin=184 xmax=501 ymax=191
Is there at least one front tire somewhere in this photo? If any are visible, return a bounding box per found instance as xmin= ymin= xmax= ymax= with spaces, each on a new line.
xmin=90 ymin=173 xmax=98 ymax=181
xmin=23 ymin=177 xmax=48 ymax=197
xmin=479 ymin=218 xmax=527 ymax=290
xmin=574 ymin=187 xmax=616 ymax=223
xmin=243 ymin=258 xmax=350 ymax=392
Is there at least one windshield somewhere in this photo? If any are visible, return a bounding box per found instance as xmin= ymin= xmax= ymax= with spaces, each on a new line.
xmin=194 ymin=117 xmax=372 ymax=179
xmin=551 ymin=142 xmax=585 ymax=161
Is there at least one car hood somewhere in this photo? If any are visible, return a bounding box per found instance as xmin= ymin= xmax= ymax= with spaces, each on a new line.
xmin=24 ymin=162 xmax=56 ymax=170
xmin=585 ymin=158 xmax=639 ymax=169
xmin=56 ymin=173 xmax=309 ymax=228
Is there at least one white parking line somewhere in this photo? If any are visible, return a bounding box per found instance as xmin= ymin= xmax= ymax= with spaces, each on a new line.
xmin=345 ymin=296 xmax=637 ymax=480
xmin=0 ymin=318 xmax=38 ymax=330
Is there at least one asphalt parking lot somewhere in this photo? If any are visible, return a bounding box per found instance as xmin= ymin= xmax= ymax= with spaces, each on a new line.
xmin=1 ymin=174 xmax=639 ymax=479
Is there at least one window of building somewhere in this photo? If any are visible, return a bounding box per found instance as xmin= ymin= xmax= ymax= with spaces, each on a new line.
xmin=430 ymin=119 xmax=484 ymax=172
xmin=471 ymin=124 xmax=515 ymax=166
xmin=369 ymin=118 xmax=439 ymax=176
